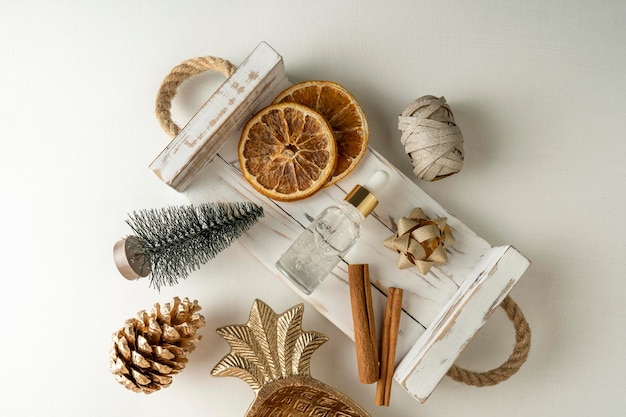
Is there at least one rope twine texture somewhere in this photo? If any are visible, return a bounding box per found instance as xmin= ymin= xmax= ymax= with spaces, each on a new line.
xmin=447 ymin=295 xmax=531 ymax=386
xmin=399 ymin=95 xmax=465 ymax=181
xmin=154 ymin=57 xmax=530 ymax=387
xmin=155 ymin=56 xmax=236 ymax=138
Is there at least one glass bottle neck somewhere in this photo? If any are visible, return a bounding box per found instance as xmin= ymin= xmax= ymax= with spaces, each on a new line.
xmin=339 ymin=200 xmax=366 ymax=223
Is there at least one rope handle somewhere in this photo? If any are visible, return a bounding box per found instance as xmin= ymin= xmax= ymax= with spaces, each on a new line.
xmin=447 ymin=295 xmax=531 ymax=386
xmin=155 ymin=56 xmax=236 ymax=138
xmin=154 ymin=57 xmax=531 ymax=387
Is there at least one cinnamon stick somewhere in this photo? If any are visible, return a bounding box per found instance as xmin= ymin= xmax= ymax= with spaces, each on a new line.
xmin=348 ymin=264 xmax=379 ymax=384
xmin=376 ymin=287 xmax=403 ymax=406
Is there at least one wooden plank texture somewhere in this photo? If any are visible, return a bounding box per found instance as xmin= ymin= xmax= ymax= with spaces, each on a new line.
xmin=150 ymin=41 xmax=290 ymax=191
xmin=156 ymin=42 xmax=531 ymax=403
xmin=395 ymin=245 xmax=530 ymax=401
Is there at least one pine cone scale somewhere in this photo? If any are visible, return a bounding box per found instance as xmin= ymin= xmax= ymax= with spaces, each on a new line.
xmin=137 ymin=335 xmax=152 ymax=354
xmin=110 ymin=297 xmax=205 ymax=394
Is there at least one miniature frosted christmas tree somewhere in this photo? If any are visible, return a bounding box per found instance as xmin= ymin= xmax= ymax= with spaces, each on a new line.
xmin=114 ymin=202 xmax=263 ymax=290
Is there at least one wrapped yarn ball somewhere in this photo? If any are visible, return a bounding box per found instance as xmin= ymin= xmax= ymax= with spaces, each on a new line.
xmin=383 ymin=208 xmax=455 ymax=274
xmin=398 ymin=96 xmax=464 ymax=181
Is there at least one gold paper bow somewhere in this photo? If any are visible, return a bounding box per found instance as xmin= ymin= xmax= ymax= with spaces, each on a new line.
xmin=383 ymin=208 xmax=455 ymax=274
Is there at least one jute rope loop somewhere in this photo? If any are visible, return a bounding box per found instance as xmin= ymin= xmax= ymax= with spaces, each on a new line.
xmin=399 ymin=95 xmax=465 ymax=181
xmin=446 ymin=295 xmax=531 ymax=386
xmin=155 ymin=56 xmax=236 ymax=138
xmin=154 ymin=57 xmax=530 ymax=388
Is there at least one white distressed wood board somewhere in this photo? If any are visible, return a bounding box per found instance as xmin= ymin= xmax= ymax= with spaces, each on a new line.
xmin=153 ymin=42 xmax=531 ymax=403
xmin=150 ymin=42 xmax=290 ymax=191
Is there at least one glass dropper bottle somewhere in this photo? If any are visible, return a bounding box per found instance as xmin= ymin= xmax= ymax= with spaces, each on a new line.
xmin=275 ymin=170 xmax=390 ymax=294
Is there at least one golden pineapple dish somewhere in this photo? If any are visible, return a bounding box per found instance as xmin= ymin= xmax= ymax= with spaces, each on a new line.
xmin=212 ymin=299 xmax=372 ymax=417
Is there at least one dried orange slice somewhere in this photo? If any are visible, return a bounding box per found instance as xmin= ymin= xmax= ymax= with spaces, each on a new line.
xmin=238 ymin=102 xmax=337 ymax=201
xmin=273 ymin=81 xmax=369 ymax=186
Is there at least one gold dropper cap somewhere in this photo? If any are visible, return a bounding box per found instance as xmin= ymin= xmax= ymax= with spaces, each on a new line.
xmin=344 ymin=170 xmax=389 ymax=217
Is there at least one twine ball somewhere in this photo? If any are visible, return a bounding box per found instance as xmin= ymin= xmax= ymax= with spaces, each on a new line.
xmin=398 ymin=96 xmax=464 ymax=181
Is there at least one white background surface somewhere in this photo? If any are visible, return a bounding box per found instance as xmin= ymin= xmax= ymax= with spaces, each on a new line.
xmin=1 ymin=1 xmax=625 ymax=416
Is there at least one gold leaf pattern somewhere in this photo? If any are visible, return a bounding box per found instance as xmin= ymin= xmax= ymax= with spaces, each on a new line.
xmin=217 ymin=325 xmax=272 ymax=383
xmin=213 ymin=354 xmax=265 ymax=392
xmin=276 ymin=303 xmax=303 ymax=378
xmin=248 ymin=300 xmax=281 ymax=380
xmin=211 ymin=299 xmax=372 ymax=417
xmin=293 ymin=332 xmax=328 ymax=376
xmin=211 ymin=300 xmax=328 ymax=393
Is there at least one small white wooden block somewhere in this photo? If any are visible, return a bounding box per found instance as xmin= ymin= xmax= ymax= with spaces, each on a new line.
xmin=153 ymin=42 xmax=531 ymax=403
xmin=395 ymin=245 xmax=530 ymax=401
xmin=149 ymin=41 xmax=290 ymax=191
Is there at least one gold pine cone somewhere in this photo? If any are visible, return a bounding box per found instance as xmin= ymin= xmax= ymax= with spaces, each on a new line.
xmin=109 ymin=297 xmax=205 ymax=394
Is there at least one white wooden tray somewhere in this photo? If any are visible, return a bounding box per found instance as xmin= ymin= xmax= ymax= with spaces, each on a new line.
xmin=150 ymin=42 xmax=530 ymax=403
